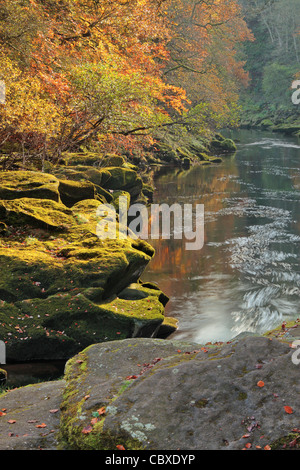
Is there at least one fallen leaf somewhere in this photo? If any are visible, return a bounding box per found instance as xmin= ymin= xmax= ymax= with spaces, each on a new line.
xmin=257 ymin=381 xmax=265 ymax=388
xmin=242 ymin=434 xmax=251 ymax=438
xmin=82 ymin=426 xmax=92 ymax=434
xmin=245 ymin=443 xmax=252 ymax=448
xmin=35 ymin=423 xmax=47 ymax=428
xmin=284 ymin=406 xmax=293 ymax=414
xmin=264 ymin=445 xmax=271 ymax=450
xmin=289 ymin=438 xmax=298 ymax=448
xmin=7 ymin=420 xmax=16 ymax=424
xmin=91 ymin=418 xmax=98 ymax=425
xmin=49 ymin=409 xmax=59 ymax=414
xmin=116 ymin=445 xmax=125 ymax=450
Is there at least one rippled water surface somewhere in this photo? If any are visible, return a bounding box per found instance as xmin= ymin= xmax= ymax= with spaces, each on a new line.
xmin=144 ymin=129 xmax=300 ymax=344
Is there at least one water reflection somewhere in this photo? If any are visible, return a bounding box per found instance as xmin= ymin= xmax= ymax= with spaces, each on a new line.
xmin=143 ymin=129 xmax=300 ymax=344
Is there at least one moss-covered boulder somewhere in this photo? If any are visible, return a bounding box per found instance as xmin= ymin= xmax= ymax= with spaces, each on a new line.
xmin=0 ymin=171 xmax=61 ymax=202
xmin=100 ymin=167 xmax=143 ymax=200
xmin=101 ymin=155 xmax=126 ymax=168
xmin=0 ymin=180 xmax=172 ymax=362
xmin=210 ymin=134 xmax=237 ymax=154
xmin=58 ymin=180 xmax=96 ymax=207
xmin=0 ymin=198 xmax=74 ymax=231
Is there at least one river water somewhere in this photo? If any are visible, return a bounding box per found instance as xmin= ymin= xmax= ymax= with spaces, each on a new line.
xmin=143 ymin=129 xmax=300 ymax=344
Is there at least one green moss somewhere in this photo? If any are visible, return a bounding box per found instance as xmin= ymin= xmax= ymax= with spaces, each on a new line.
xmin=101 ymin=155 xmax=126 ymax=168
xmin=210 ymin=135 xmax=237 ymax=153
xmin=0 ymin=198 xmax=74 ymax=230
xmin=58 ymin=179 xmax=96 ymax=207
xmin=238 ymin=392 xmax=248 ymax=401
xmin=0 ymin=195 xmax=161 ymax=361
xmin=0 ymin=171 xmax=61 ymax=201
xmin=270 ymin=433 xmax=300 ymax=450
xmin=194 ymin=398 xmax=208 ymax=408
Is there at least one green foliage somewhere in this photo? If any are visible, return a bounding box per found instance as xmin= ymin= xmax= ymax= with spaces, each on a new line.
xmin=262 ymin=63 xmax=298 ymax=105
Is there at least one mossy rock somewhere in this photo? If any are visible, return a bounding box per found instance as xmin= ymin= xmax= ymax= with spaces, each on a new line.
xmin=0 ymin=368 xmax=7 ymax=386
xmin=59 ymin=337 xmax=197 ymax=450
xmin=0 ymin=171 xmax=60 ymax=202
xmin=110 ymin=191 xmax=131 ymax=213
xmin=62 ymin=153 xmax=103 ymax=167
xmin=188 ymin=139 xmax=208 ymax=156
xmin=58 ymin=179 xmax=96 ymax=207
xmin=209 ymin=157 xmax=223 ymax=164
xmin=156 ymin=316 xmax=179 ymax=338
xmin=0 ymin=196 xmax=163 ymax=362
xmin=198 ymin=153 xmax=210 ymax=161
xmin=259 ymin=119 xmax=274 ymax=129
xmin=152 ymin=142 xmax=179 ymax=163
xmin=100 ymin=167 xmax=143 ymax=200
xmin=176 ymin=147 xmax=194 ymax=160
xmin=141 ymin=184 xmax=154 ymax=203
xmin=210 ymin=134 xmax=237 ymax=154
xmin=0 ymin=198 xmax=74 ymax=231
xmin=59 ymin=336 xmax=300 ymax=450
xmin=101 ymin=155 xmax=126 ymax=168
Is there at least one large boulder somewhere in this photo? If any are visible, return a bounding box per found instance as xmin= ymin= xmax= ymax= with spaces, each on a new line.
xmin=59 ymin=334 xmax=300 ymax=450
xmin=0 ymin=171 xmax=61 ymax=202
xmin=0 ymin=175 xmax=173 ymax=362
xmin=210 ymin=134 xmax=237 ymax=154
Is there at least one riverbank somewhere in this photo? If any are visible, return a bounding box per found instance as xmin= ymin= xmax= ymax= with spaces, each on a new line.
xmin=238 ymin=103 xmax=300 ymax=137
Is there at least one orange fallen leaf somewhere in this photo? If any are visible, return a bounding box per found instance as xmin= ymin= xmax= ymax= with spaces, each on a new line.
xmin=242 ymin=434 xmax=251 ymax=438
xmin=245 ymin=443 xmax=252 ymax=448
xmin=7 ymin=420 xmax=16 ymax=424
xmin=35 ymin=423 xmax=47 ymax=428
xmin=84 ymin=395 xmax=90 ymax=401
xmin=264 ymin=445 xmax=271 ymax=450
xmin=82 ymin=426 xmax=92 ymax=434
xmin=284 ymin=406 xmax=293 ymax=414
xmin=90 ymin=418 xmax=98 ymax=425
xmin=257 ymin=381 xmax=265 ymax=388
xmin=116 ymin=445 xmax=126 ymax=450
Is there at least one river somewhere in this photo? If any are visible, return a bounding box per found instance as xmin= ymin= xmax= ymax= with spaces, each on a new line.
xmin=143 ymin=129 xmax=300 ymax=344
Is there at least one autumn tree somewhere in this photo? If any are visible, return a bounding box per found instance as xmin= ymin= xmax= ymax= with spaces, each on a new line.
xmin=162 ymin=0 xmax=254 ymax=135
xmin=0 ymin=0 xmax=254 ymax=162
